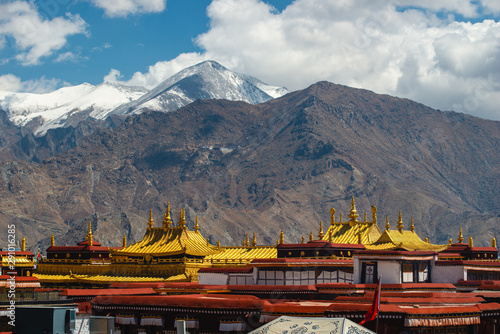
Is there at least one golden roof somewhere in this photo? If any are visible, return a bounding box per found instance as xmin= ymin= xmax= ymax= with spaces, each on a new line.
xmin=321 ymin=198 xmax=382 ymax=244
xmin=111 ymin=226 xmax=220 ymax=257
xmin=111 ymin=208 xmax=220 ymax=257
xmin=205 ymin=246 xmax=277 ymax=265
xmin=366 ymin=229 xmax=448 ymax=252
xmin=2 ymin=257 xmax=34 ymax=267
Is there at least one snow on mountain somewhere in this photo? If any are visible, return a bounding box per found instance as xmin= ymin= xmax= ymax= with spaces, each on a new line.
xmin=111 ymin=60 xmax=289 ymax=115
xmin=0 ymin=60 xmax=289 ymax=136
xmin=0 ymin=83 xmax=147 ymax=135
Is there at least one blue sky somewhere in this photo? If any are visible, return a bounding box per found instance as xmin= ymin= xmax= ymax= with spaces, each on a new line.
xmin=1 ymin=0 xmax=499 ymax=120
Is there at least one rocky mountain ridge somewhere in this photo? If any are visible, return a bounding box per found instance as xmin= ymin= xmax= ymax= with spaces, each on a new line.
xmin=0 ymin=81 xmax=498 ymax=252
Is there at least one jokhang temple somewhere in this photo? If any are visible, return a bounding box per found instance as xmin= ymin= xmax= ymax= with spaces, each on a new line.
xmin=3 ymin=198 xmax=500 ymax=334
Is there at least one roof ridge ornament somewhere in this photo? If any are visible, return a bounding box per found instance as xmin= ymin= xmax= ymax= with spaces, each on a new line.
xmin=458 ymin=226 xmax=464 ymax=243
xmin=194 ymin=216 xmax=200 ymax=233
xmin=348 ymin=197 xmax=359 ymax=226
xmin=330 ymin=208 xmax=335 ymax=226
xmin=163 ymin=202 xmax=172 ymax=228
xmin=87 ymin=221 xmax=93 ymax=246
xmin=318 ymin=220 xmax=324 ymax=239
xmin=396 ymin=210 xmax=404 ymax=232
xmin=178 ymin=208 xmax=187 ymax=228
xmin=21 ymin=236 xmax=26 ymax=251
xmin=279 ymin=230 xmax=284 ymax=244
xmin=492 ymin=236 xmax=497 ymax=248
xmin=252 ymin=232 xmax=257 ymax=247
xmin=385 ymin=216 xmax=390 ymax=231
xmin=371 ymin=205 xmax=377 ymax=225
xmin=468 ymin=235 xmax=473 ymax=248
xmin=148 ymin=209 xmax=154 ymax=229
xmin=410 ymin=217 xmax=415 ymax=232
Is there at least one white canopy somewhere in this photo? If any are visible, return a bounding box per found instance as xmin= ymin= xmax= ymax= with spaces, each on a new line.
xmin=249 ymin=316 xmax=375 ymax=334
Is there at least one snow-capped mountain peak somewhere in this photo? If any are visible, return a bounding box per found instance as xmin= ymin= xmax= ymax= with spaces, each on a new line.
xmin=0 ymin=61 xmax=289 ymax=136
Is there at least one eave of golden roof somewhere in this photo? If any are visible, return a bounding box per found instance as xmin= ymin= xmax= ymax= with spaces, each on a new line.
xmin=365 ymin=229 xmax=448 ymax=252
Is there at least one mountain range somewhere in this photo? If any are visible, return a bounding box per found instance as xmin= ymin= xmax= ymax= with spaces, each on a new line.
xmin=0 ymin=60 xmax=287 ymax=137
xmin=0 ymin=62 xmax=498 ymax=253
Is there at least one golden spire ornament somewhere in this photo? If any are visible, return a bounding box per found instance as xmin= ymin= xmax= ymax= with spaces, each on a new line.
xmin=302 ymin=236 xmax=305 ymax=244
xmin=194 ymin=216 xmax=200 ymax=233
xmin=371 ymin=205 xmax=377 ymax=224
xmin=385 ymin=216 xmax=390 ymax=231
xmin=148 ymin=209 xmax=154 ymax=228
xmin=162 ymin=202 xmax=172 ymax=228
xmin=458 ymin=227 xmax=464 ymax=243
xmin=87 ymin=221 xmax=93 ymax=246
xmin=245 ymin=233 xmax=250 ymax=247
xmin=492 ymin=236 xmax=497 ymax=249
xmin=468 ymin=235 xmax=473 ymax=248
xmin=318 ymin=220 xmax=324 ymax=239
xmin=123 ymin=235 xmax=127 ymax=248
xmin=252 ymin=232 xmax=257 ymax=247
xmin=330 ymin=208 xmax=335 ymax=226
xmin=21 ymin=236 xmax=26 ymax=252
xmin=396 ymin=211 xmax=404 ymax=232
xmin=50 ymin=234 xmax=55 ymax=247
xmin=410 ymin=217 xmax=415 ymax=232
xmin=178 ymin=208 xmax=187 ymax=228
xmin=348 ymin=197 xmax=359 ymax=225
xmin=279 ymin=230 xmax=284 ymax=244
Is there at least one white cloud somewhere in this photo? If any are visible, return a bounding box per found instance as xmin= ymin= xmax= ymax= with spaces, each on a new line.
xmin=0 ymin=1 xmax=88 ymax=65
xmin=90 ymin=0 xmax=166 ymax=18
xmin=111 ymin=0 xmax=500 ymax=120
xmin=0 ymin=74 xmax=63 ymax=93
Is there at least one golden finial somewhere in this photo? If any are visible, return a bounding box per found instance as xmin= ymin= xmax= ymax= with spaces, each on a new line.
xmin=385 ymin=216 xmax=390 ymax=231
xmin=148 ymin=209 xmax=154 ymax=228
xmin=302 ymin=236 xmax=305 ymax=244
xmin=468 ymin=235 xmax=473 ymax=248
xmin=396 ymin=211 xmax=404 ymax=232
xmin=339 ymin=213 xmax=343 ymax=223
xmin=123 ymin=235 xmax=127 ymax=248
xmin=217 ymin=240 xmax=221 ymax=250
xmin=162 ymin=203 xmax=172 ymax=228
xmin=328 ymin=229 xmax=333 ymax=243
xmin=348 ymin=197 xmax=359 ymax=225
xmin=194 ymin=216 xmax=200 ymax=233
xmin=279 ymin=230 xmax=284 ymax=244
xmin=458 ymin=226 xmax=464 ymax=243
xmin=245 ymin=233 xmax=249 ymax=247
xmin=364 ymin=212 xmax=367 ymax=222
xmin=425 ymin=236 xmax=429 ymax=243
xmin=309 ymin=231 xmax=314 ymax=242
xmin=21 ymin=236 xmax=26 ymax=251
xmin=330 ymin=208 xmax=335 ymax=226
xmin=371 ymin=205 xmax=377 ymax=224
xmin=252 ymin=232 xmax=257 ymax=247
xmin=50 ymin=234 xmax=54 ymax=247
xmin=88 ymin=233 xmax=93 ymax=246
xmin=318 ymin=220 xmax=324 ymax=239
xmin=448 ymin=237 xmax=453 ymax=245
xmin=87 ymin=221 xmax=93 ymax=246
xmin=492 ymin=236 xmax=497 ymax=248
xmin=178 ymin=208 xmax=187 ymax=228
xmin=410 ymin=217 xmax=415 ymax=232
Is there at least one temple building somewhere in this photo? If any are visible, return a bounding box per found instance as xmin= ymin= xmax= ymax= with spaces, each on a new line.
xmin=16 ymin=198 xmax=500 ymax=334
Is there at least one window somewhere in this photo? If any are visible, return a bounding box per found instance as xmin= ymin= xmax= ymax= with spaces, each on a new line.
xmin=402 ymin=263 xmax=413 ymax=283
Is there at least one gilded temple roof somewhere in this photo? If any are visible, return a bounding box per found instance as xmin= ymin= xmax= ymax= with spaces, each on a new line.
xmin=205 ymin=246 xmax=277 ymax=265
xmin=111 ymin=208 xmax=220 ymax=257
xmin=365 ymin=212 xmax=448 ymax=252
xmin=320 ymin=198 xmax=382 ymax=245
